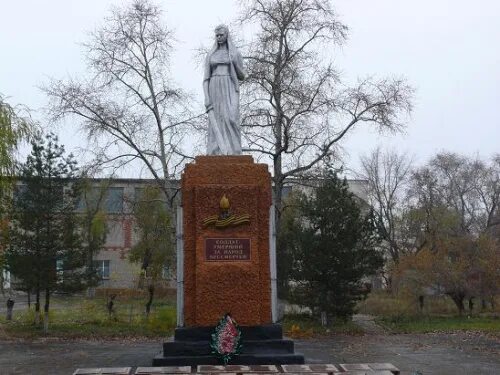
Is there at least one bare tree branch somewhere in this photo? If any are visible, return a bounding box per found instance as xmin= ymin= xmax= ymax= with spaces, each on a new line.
xmin=238 ymin=0 xmax=413 ymax=219
xmin=44 ymin=0 xmax=201 ymax=208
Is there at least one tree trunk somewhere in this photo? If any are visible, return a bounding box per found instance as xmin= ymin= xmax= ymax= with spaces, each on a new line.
xmin=43 ymin=288 xmax=50 ymax=333
xmin=87 ymin=286 xmax=96 ymax=299
xmin=468 ymin=297 xmax=474 ymax=313
xmin=6 ymin=298 xmax=14 ymax=320
xmin=481 ymin=298 xmax=487 ymax=310
xmin=138 ymin=269 xmax=146 ymax=290
xmin=107 ymin=294 xmax=116 ymax=319
xmin=145 ymin=284 xmax=155 ymax=317
xmin=449 ymin=293 xmax=465 ymax=315
xmin=320 ymin=311 xmax=328 ymax=327
xmin=274 ymin=182 xmax=283 ymax=220
xmin=418 ymin=295 xmax=424 ymax=313
xmin=34 ymin=288 xmax=41 ymax=325
xmin=27 ymin=290 xmax=31 ymax=308
xmin=86 ymin=227 xmax=96 ymax=299
xmin=386 ymin=275 xmax=393 ymax=292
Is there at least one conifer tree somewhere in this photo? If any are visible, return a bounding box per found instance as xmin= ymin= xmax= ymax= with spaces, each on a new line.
xmin=288 ymin=172 xmax=383 ymax=322
xmin=5 ymin=133 xmax=87 ymax=331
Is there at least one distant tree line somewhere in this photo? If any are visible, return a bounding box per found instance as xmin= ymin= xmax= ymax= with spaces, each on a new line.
xmin=359 ymin=148 xmax=500 ymax=314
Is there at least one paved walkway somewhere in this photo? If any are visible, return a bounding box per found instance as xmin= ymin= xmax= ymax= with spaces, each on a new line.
xmin=0 ymin=331 xmax=498 ymax=375
xmin=1 ymin=299 xmax=498 ymax=374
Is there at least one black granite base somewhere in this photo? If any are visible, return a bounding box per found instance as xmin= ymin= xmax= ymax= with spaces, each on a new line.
xmin=153 ymin=324 xmax=305 ymax=366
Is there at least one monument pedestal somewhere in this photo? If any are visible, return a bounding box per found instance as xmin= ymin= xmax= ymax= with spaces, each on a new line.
xmin=153 ymin=324 xmax=304 ymax=365
xmin=154 ymin=156 xmax=303 ymax=365
xmin=182 ymin=156 xmax=272 ymax=326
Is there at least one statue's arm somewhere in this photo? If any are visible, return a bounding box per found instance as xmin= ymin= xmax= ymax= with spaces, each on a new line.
xmin=203 ymin=79 xmax=211 ymax=110
xmin=234 ymin=51 xmax=246 ymax=81
xmin=203 ymin=56 xmax=212 ymax=110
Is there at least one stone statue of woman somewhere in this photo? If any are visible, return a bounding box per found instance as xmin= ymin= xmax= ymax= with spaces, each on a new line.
xmin=203 ymin=25 xmax=246 ymax=155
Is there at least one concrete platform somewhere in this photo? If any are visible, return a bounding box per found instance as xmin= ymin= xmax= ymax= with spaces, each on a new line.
xmin=73 ymin=363 xmax=400 ymax=374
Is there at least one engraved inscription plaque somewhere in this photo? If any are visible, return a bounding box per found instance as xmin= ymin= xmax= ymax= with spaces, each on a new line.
xmin=205 ymin=238 xmax=251 ymax=261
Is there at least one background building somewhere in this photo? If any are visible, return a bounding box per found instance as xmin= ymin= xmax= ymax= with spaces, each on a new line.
xmin=3 ymin=177 xmax=368 ymax=292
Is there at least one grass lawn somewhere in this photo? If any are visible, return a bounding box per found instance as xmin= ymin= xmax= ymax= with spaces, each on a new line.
xmin=357 ymin=291 xmax=500 ymax=335
xmin=282 ymin=313 xmax=364 ymax=338
xmin=5 ymin=290 xmax=498 ymax=338
xmin=359 ymin=290 xmax=499 ymax=314
xmin=377 ymin=315 xmax=500 ymax=334
xmin=1 ymin=296 xmax=364 ymax=339
xmin=0 ymin=295 xmax=176 ymax=339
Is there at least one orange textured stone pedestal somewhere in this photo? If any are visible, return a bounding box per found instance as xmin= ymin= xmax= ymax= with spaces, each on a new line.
xmin=153 ymin=155 xmax=304 ymax=365
xmin=182 ymin=155 xmax=272 ymax=327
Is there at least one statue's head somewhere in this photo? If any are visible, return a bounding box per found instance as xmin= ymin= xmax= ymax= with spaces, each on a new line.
xmin=214 ymin=24 xmax=229 ymax=45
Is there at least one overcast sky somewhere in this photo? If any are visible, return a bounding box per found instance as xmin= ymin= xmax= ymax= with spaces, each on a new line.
xmin=1 ymin=0 xmax=499 ymax=176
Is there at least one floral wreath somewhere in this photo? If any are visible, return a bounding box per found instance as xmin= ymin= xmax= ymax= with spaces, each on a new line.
xmin=210 ymin=313 xmax=242 ymax=364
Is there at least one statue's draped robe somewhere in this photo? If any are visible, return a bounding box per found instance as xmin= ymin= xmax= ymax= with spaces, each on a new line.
xmin=204 ymin=43 xmax=245 ymax=155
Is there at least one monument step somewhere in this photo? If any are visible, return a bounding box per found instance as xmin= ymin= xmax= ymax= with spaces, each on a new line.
xmin=174 ymin=324 xmax=283 ymax=341
xmin=163 ymin=339 xmax=295 ymax=356
xmin=152 ymin=353 xmax=305 ymax=366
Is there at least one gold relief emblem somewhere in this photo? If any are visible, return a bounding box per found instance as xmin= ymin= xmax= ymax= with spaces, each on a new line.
xmin=202 ymin=195 xmax=250 ymax=228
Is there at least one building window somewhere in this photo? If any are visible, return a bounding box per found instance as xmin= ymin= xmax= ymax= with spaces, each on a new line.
xmin=134 ymin=187 xmax=168 ymax=208
xmin=134 ymin=187 xmax=144 ymax=203
xmin=93 ymin=260 xmax=110 ymax=280
xmin=78 ymin=187 xmax=124 ymax=214
xmin=77 ymin=187 xmax=106 ymax=212
xmin=281 ymin=186 xmax=293 ymax=199
xmin=106 ymin=188 xmax=124 ymax=213
xmin=14 ymin=183 xmax=64 ymax=211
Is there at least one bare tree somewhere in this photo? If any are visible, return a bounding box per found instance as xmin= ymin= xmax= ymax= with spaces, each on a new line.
xmin=238 ymin=0 xmax=413 ymax=219
xmin=404 ymin=165 xmax=442 ymax=253
xmin=360 ymin=150 xmax=500 ymax=260
xmin=406 ymin=153 xmax=500 ymax=249
xmin=359 ymin=147 xmax=413 ymax=262
xmin=45 ymin=0 xmax=202 ymax=207
xmin=396 ymin=153 xmax=500 ymax=310
xmin=404 ymin=154 xmax=475 ymax=255
xmin=431 ymin=153 xmax=481 ymax=233
xmin=473 ymin=155 xmax=500 ymax=232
